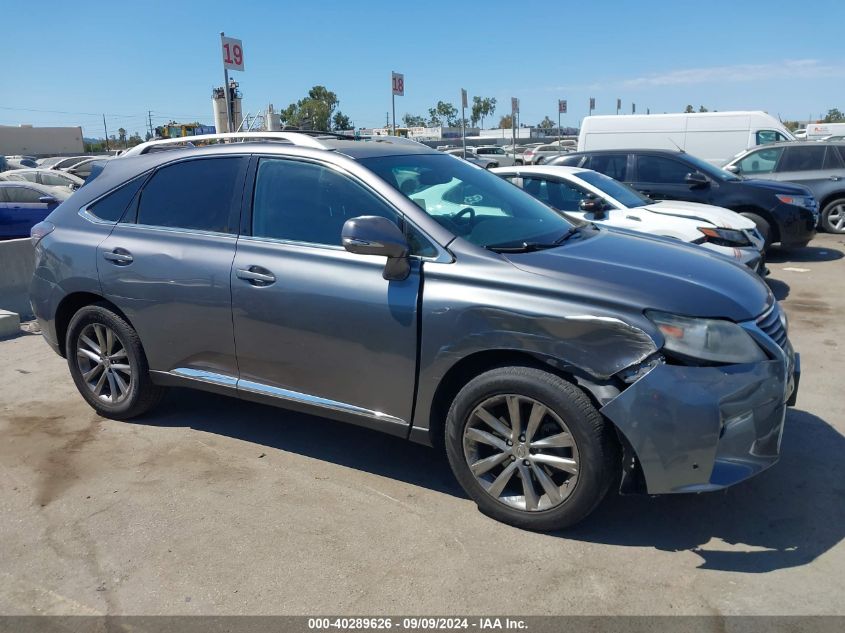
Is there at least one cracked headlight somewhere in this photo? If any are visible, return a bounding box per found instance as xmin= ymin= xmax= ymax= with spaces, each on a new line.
xmin=646 ymin=311 xmax=766 ymax=364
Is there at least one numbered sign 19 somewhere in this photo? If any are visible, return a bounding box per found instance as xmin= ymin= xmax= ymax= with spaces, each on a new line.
xmin=392 ymin=72 xmax=404 ymax=97
xmin=222 ymin=36 xmax=244 ymax=72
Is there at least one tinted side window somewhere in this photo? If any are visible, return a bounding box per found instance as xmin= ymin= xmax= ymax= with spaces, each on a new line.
xmin=39 ymin=172 xmax=72 ymax=187
xmin=88 ymin=174 xmax=147 ymax=222
xmin=586 ymin=154 xmax=627 ymax=180
xmin=6 ymin=187 xmax=43 ymax=203
xmin=555 ymin=154 xmax=585 ymax=167
xmin=778 ymin=146 xmax=826 ymax=172
xmin=137 ymin=158 xmax=245 ymax=233
xmin=252 ymin=158 xmax=434 ymax=256
xmin=523 ymin=177 xmax=586 ymax=211
xmin=825 ymin=146 xmax=845 ymax=169
xmin=636 ymin=155 xmax=690 ymax=183
xmin=737 ymin=147 xmax=783 ymax=174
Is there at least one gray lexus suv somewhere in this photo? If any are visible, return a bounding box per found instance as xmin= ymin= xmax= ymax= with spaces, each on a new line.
xmin=29 ymin=132 xmax=800 ymax=531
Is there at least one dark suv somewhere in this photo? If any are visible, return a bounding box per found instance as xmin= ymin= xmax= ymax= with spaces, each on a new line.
xmin=723 ymin=141 xmax=845 ymax=234
xmin=29 ymin=132 xmax=799 ymax=531
xmin=552 ymin=149 xmax=819 ymax=249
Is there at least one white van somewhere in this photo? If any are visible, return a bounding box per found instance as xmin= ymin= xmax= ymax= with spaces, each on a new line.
xmin=577 ymin=111 xmax=794 ymax=165
xmin=805 ymin=122 xmax=845 ymax=140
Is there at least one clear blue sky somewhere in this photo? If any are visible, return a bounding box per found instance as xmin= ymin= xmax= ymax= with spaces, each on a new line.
xmin=5 ymin=0 xmax=844 ymax=137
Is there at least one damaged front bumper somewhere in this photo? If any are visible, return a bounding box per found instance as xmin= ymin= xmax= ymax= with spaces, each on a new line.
xmin=601 ymin=334 xmax=799 ymax=495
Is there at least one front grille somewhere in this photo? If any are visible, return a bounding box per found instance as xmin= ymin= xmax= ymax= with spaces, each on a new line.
xmin=757 ymin=303 xmax=788 ymax=349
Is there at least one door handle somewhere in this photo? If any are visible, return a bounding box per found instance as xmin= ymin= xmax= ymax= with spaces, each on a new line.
xmin=830 ymin=176 xmax=842 ymax=181
xmin=102 ymin=249 xmax=133 ymax=265
xmin=236 ymin=266 xmax=276 ymax=286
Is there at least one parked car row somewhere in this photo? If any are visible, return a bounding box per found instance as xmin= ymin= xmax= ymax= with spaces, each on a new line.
xmin=29 ymin=131 xmax=799 ymax=532
xmin=551 ymin=149 xmax=820 ymax=246
xmin=722 ymin=141 xmax=845 ymax=234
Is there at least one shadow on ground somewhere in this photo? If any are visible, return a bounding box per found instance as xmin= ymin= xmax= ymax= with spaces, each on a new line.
xmin=565 ymin=409 xmax=845 ymax=573
xmin=128 ymin=388 xmax=464 ymax=497
xmin=129 ymin=393 xmax=844 ymax=575
xmin=767 ymin=244 xmax=843 ymax=263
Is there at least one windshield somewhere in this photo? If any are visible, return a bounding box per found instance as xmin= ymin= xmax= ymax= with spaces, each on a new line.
xmin=359 ymin=153 xmax=574 ymax=249
xmin=576 ymin=170 xmax=651 ymax=208
xmin=681 ymin=152 xmax=741 ymax=182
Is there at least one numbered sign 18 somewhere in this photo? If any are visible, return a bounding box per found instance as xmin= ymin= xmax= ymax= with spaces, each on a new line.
xmin=222 ymin=36 xmax=244 ymax=72
xmin=392 ymin=72 xmax=404 ymax=97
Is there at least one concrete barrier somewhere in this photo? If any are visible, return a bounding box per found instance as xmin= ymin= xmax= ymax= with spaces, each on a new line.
xmin=0 ymin=238 xmax=35 ymax=318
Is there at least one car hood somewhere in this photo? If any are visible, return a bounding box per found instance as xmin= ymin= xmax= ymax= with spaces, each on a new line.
xmin=735 ymin=178 xmax=813 ymax=196
xmin=504 ymin=228 xmax=771 ymax=322
xmin=642 ymin=200 xmax=756 ymax=229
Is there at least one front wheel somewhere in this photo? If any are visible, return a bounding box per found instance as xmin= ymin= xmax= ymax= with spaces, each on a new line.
xmin=66 ymin=303 xmax=166 ymax=420
xmin=821 ymin=198 xmax=845 ymax=233
xmin=445 ymin=366 xmax=618 ymax=531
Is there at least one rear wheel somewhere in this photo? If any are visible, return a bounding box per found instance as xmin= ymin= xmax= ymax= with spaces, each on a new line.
xmin=445 ymin=366 xmax=617 ymax=531
xmin=821 ymin=198 xmax=845 ymax=233
xmin=66 ymin=304 xmax=165 ymax=419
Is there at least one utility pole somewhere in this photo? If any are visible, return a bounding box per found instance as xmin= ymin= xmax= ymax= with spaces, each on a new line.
xmin=148 ymin=110 xmax=154 ymax=138
xmin=220 ymin=31 xmax=233 ymax=133
xmin=103 ymin=114 xmax=110 ymax=151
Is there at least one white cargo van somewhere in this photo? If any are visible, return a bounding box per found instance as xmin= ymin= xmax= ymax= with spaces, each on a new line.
xmin=577 ymin=111 xmax=794 ymax=165
xmin=805 ymin=122 xmax=845 ymax=140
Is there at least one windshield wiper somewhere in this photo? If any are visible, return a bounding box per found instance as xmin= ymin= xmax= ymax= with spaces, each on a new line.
xmin=553 ymin=227 xmax=580 ymax=244
xmin=487 ymin=241 xmax=558 ymax=253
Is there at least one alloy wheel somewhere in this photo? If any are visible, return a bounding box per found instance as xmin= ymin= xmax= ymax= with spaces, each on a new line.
xmin=463 ymin=394 xmax=580 ymax=511
xmin=828 ymin=204 xmax=845 ymax=232
xmin=75 ymin=323 xmax=133 ymax=404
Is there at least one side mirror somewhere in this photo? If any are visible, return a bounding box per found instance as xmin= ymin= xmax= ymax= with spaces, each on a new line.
xmin=724 ymin=165 xmax=740 ymax=174
xmin=342 ymin=215 xmax=411 ymax=281
xmin=684 ymin=172 xmax=709 ymax=188
xmin=579 ymin=195 xmax=607 ymax=219
xmin=38 ymin=195 xmax=58 ymax=205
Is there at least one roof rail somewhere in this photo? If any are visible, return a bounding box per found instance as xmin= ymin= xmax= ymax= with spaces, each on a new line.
xmin=120 ymin=131 xmax=332 ymax=158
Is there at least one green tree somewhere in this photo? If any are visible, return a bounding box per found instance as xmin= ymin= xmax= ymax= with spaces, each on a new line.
xmin=823 ymin=108 xmax=844 ymax=123
xmin=428 ymin=101 xmax=459 ymax=127
xmin=498 ymin=114 xmax=513 ymax=129
xmin=698 ymin=105 xmax=709 ymax=112
xmin=538 ymin=116 xmax=555 ymax=129
xmin=470 ymin=96 xmax=497 ymax=128
xmin=684 ymin=105 xmax=694 ymax=113
xmin=118 ymin=127 xmax=127 ymax=147
xmin=128 ymin=132 xmax=143 ymax=147
xmin=280 ymin=85 xmax=340 ymax=131
xmin=402 ymin=113 xmax=427 ymax=127
xmin=332 ymin=111 xmax=352 ymax=130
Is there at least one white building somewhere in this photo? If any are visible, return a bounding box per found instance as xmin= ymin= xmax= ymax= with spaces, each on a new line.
xmin=0 ymin=124 xmax=84 ymax=156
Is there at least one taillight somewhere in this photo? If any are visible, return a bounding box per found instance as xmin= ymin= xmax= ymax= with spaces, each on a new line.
xmin=31 ymin=221 xmax=55 ymax=246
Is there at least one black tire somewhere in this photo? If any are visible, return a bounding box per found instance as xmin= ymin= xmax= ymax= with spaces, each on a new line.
xmin=66 ymin=303 xmax=165 ymax=420
xmin=535 ymin=157 xmax=545 ymax=165
xmin=821 ymin=198 xmax=845 ymax=234
xmin=740 ymin=211 xmax=773 ymax=249
xmin=445 ymin=366 xmax=618 ymax=531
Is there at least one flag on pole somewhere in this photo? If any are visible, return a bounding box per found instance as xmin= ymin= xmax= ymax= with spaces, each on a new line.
xmin=558 ymin=99 xmax=567 ymax=114
xmin=511 ymin=97 xmax=519 ymax=114
xmin=461 ymin=89 xmax=468 ymax=109
xmin=632 ymin=103 xmax=637 ymax=114
xmin=589 ymin=97 xmax=595 ymax=110
xmin=616 ymin=98 xmax=622 ymax=110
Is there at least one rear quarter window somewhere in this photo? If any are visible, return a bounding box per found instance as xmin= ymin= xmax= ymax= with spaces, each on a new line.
xmin=87 ymin=174 xmax=148 ymax=222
